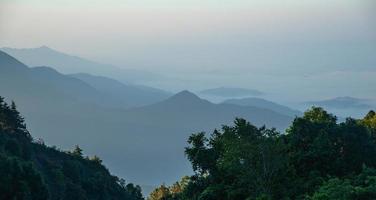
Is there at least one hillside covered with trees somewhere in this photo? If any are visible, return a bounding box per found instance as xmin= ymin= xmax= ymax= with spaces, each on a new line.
xmin=0 ymin=96 xmax=143 ymax=200
xmin=149 ymin=107 xmax=376 ymax=200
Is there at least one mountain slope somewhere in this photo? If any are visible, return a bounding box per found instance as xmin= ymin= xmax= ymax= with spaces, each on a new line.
xmin=223 ymin=97 xmax=302 ymax=117
xmin=126 ymin=90 xmax=292 ymax=131
xmin=0 ymin=50 xmax=179 ymax=185
xmin=0 ymin=50 xmax=168 ymax=110
xmin=1 ymin=46 xmax=164 ymax=85
xmin=306 ymin=97 xmax=372 ymax=109
xmin=70 ymin=73 xmax=171 ymax=108
xmin=0 ymin=51 xmax=293 ymax=186
xmin=0 ymin=50 xmax=122 ymax=110
xmin=304 ymin=97 xmax=375 ymax=118
xmin=116 ymin=91 xmax=293 ymax=185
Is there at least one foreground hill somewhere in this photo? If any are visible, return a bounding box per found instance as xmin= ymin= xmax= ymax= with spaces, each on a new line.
xmin=0 ymin=97 xmax=143 ymax=200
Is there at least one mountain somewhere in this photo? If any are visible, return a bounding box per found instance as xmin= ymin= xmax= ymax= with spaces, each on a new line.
xmin=70 ymin=73 xmax=171 ymax=108
xmin=0 ymin=49 xmax=169 ymax=110
xmin=0 ymin=98 xmax=143 ymax=200
xmin=0 ymin=51 xmax=293 ymax=187
xmin=117 ymin=91 xmax=293 ymax=185
xmin=0 ymin=50 xmax=167 ymax=185
xmin=0 ymin=50 xmax=124 ymax=110
xmin=306 ymin=97 xmax=373 ymax=109
xmin=303 ymin=97 xmax=376 ymax=118
xmin=200 ymin=87 xmax=263 ymax=97
xmin=222 ymin=97 xmax=302 ymax=117
xmin=126 ymin=90 xmax=292 ymax=132
xmin=0 ymin=46 xmax=165 ymax=85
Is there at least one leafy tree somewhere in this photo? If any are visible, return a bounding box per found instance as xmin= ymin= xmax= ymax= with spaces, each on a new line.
xmin=90 ymin=155 xmax=103 ymax=164
xmin=0 ymin=156 xmax=49 ymax=200
xmin=285 ymin=107 xmax=376 ymax=197
xmin=308 ymin=167 xmax=376 ymax=200
xmin=0 ymin=97 xmax=144 ymax=200
xmin=183 ymin=118 xmax=290 ymax=199
xmin=157 ymin=107 xmax=376 ymax=200
xmin=72 ymin=145 xmax=83 ymax=157
xmin=126 ymin=183 xmax=144 ymax=200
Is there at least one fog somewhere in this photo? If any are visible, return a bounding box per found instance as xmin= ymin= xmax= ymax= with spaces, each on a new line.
xmin=1 ymin=0 xmax=376 ymax=190
xmin=1 ymin=0 xmax=375 ymax=102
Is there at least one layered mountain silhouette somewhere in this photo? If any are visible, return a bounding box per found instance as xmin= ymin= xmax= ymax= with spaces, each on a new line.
xmin=70 ymin=73 xmax=171 ymax=108
xmin=304 ymin=96 xmax=375 ymax=118
xmin=127 ymin=90 xmax=292 ymax=131
xmin=306 ymin=97 xmax=373 ymax=109
xmin=223 ymin=97 xmax=302 ymax=117
xmin=0 ymin=50 xmax=170 ymax=109
xmin=1 ymin=46 xmax=165 ymax=84
xmin=0 ymin=50 xmax=293 ymax=186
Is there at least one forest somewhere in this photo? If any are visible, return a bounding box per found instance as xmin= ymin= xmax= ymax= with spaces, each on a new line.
xmin=148 ymin=108 xmax=376 ymax=200
xmin=0 ymin=96 xmax=143 ymax=200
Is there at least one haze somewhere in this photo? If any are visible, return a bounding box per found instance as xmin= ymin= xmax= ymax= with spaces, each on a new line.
xmin=1 ymin=0 xmax=375 ymax=102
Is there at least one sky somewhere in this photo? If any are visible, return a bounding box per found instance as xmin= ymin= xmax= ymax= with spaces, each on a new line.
xmin=0 ymin=0 xmax=376 ymax=101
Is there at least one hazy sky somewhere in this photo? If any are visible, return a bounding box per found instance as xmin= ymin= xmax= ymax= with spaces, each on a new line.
xmin=1 ymin=0 xmax=375 ymax=100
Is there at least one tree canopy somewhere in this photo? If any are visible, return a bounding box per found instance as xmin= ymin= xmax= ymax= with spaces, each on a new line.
xmin=150 ymin=107 xmax=376 ymax=200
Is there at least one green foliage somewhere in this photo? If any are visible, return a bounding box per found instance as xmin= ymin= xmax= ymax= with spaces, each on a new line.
xmin=0 ymin=155 xmax=49 ymax=200
xmin=286 ymin=108 xmax=376 ymax=197
xmin=308 ymin=167 xmax=376 ymax=200
xmin=154 ymin=107 xmax=376 ymax=200
xmin=71 ymin=145 xmax=83 ymax=157
xmin=0 ymin=97 xmax=30 ymax=139
xmin=0 ymin=97 xmax=144 ymax=200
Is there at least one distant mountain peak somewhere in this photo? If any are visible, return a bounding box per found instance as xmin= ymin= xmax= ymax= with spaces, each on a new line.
xmin=169 ymin=90 xmax=200 ymax=101
xmin=36 ymin=45 xmax=53 ymax=51
xmin=158 ymin=90 xmax=213 ymax=107
xmin=176 ymin=90 xmax=196 ymax=96
xmin=35 ymin=45 xmax=57 ymax=53
xmin=38 ymin=45 xmax=50 ymax=49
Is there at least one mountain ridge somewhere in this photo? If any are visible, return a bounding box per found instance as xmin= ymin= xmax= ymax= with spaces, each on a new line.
xmin=0 ymin=46 xmax=166 ymax=85
xmin=0 ymin=50 xmax=294 ymax=186
xmin=223 ymin=97 xmax=302 ymax=117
